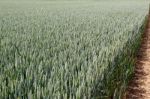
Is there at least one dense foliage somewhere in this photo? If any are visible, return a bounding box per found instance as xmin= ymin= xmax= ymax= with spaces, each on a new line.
xmin=0 ymin=1 xmax=148 ymax=99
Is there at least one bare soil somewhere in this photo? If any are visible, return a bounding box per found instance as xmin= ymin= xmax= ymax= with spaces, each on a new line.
xmin=125 ymin=14 xmax=150 ymax=99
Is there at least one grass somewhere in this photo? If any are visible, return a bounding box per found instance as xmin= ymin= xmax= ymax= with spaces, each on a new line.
xmin=0 ymin=0 xmax=149 ymax=98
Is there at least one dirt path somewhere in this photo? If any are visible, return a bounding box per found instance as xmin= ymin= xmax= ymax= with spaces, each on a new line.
xmin=125 ymin=13 xmax=150 ymax=99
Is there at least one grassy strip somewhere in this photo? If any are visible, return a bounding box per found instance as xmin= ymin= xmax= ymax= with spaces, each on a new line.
xmin=92 ymin=16 xmax=147 ymax=99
